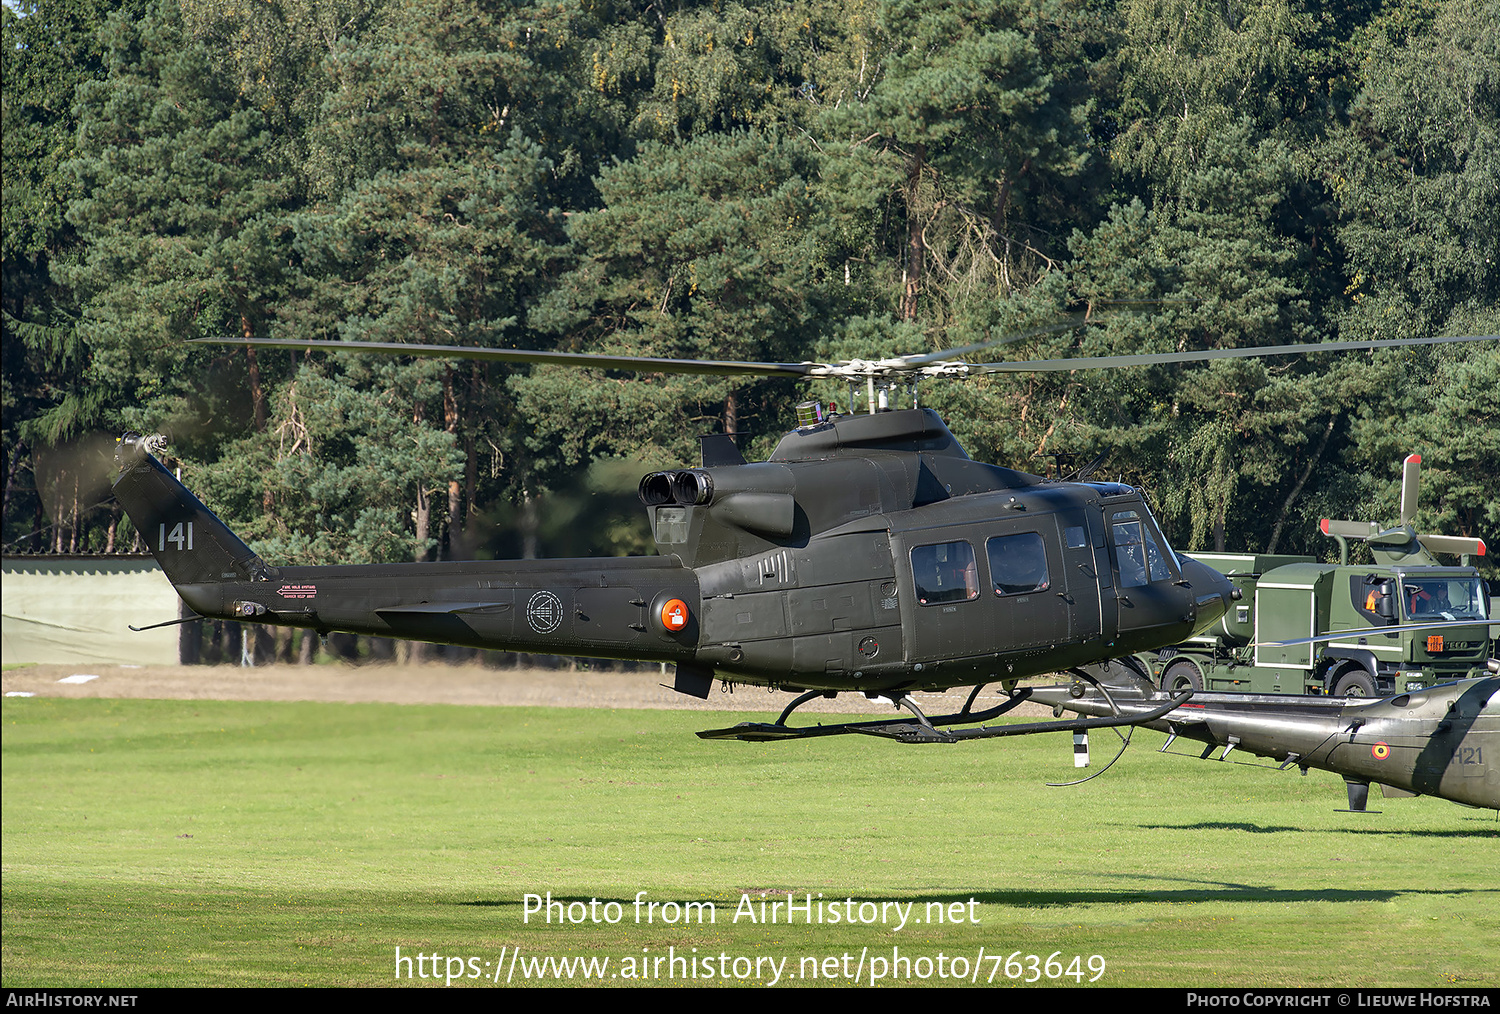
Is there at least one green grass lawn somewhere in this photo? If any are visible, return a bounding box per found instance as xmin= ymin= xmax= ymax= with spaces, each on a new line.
xmin=3 ymin=696 xmax=1495 ymax=987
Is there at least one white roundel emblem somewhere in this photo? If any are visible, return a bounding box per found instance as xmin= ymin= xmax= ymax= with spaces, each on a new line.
xmin=526 ymin=591 xmax=564 ymax=634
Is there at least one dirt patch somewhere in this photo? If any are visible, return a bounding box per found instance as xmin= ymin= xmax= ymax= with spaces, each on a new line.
xmin=1 ymin=661 xmax=1055 ymax=718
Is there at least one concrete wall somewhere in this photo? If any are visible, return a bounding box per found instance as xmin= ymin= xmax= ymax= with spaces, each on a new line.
xmin=2 ymin=556 xmax=181 ymax=665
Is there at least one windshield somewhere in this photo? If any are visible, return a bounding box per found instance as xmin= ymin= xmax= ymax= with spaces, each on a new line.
xmin=1399 ymin=576 xmax=1489 ymax=622
xmin=1110 ymin=508 xmax=1175 ymax=587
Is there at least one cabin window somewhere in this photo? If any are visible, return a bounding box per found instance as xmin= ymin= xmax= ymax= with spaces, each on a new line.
xmin=911 ymin=541 xmax=979 ymax=605
xmin=987 ymin=533 xmax=1050 ymax=596
xmin=1351 ymin=575 xmax=1395 ymax=624
xmin=1111 ymin=512 xmax=1171 ymax=587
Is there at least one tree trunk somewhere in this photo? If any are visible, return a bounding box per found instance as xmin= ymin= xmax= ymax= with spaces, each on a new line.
xmin=178 ymin=602 xmax=201 ymax=665
xmin=412 ymin=485 xmax=432 ymax=664
xmin=298 ymin=629 xmax=318 ymax=665
xmin=415 ymin=486 xmax=431 ymax=562
xmin=521 ymin=486 xmax=539 ymax=560
xmin=463 ymin=431 xmax=477 ymax=549
xmin=990 ymin=158 xmax=1030 ymax=297
xmin=224 ymin=622 xmax=242 ymax=665
xmin=68 ymin=469 xmax=79 ymax=553
xmin=1 ymin=440 xmax=23 ymax=525
xmin=254 ymin=626 xmax=275 ymax=665
xmin=244 ymin=315 xmax=266 ymax=432
xmin=444 ymin=366 xmax=463 ymax=559
xmin=1267 ymin=416 xmax=1336 ymax=553
xmin=901 ymin=142 xmax=927 ymax=321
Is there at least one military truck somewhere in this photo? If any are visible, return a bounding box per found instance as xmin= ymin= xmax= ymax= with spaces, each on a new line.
xmin=1136 ymin=455 xmax=1492 ymax=697
xmin=1138 ymin=552 xmax=1490 ymax=695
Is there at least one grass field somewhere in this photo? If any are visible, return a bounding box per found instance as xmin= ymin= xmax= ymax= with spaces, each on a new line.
xmin=3 ymin=695 xmax=1496 ymax=988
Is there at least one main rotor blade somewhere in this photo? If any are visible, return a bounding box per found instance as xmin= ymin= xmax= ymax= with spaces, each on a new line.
xmin=1400 ymin=453 xmax=1421 ymax=526
xmin=897 ymin=317 xmax=1090 ymax=366
xmin=197 ymin=333 xmax=1497 ymax=381
xmin=898 ymin=301 xmax=1199 ymax=366
xmin=190 ymin=337 xmax=817 ymax=378
xmin=201 ymin=320 xmax=1100 ymax=378
xmin=1419 ymin=533 xmax=1487 ymax=557
xmin=1260 ymin=616 xmax=1499 ymax=648
xmin=972 ymin=334 xmax=1497 ymax=373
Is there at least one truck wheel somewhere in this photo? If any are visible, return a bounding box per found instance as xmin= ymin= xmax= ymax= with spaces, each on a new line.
xmin=1332 ymin=669 xmax=1376 ymax=697
xmin=1162 ymin=660 xmax=1203 ymax=692
xmin=1121 ymin=655 xmax=1153 ymax=686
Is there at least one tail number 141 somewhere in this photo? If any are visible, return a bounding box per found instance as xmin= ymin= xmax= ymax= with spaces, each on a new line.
xmin=159 ymin=521 xmax=194 ymax=552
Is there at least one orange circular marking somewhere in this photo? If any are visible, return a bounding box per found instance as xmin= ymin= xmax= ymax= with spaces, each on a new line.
xmin=660 ymin=598 xmax=689 ymax=632
xmin=1371 ymin=742 xmax=1390 ymax=761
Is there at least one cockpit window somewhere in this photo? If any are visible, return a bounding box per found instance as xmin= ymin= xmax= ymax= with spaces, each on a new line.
xmin=1111 ymin=511 xmax=1172 ymax=588
xmin=912 ymin=541 xmax=979 ymax=605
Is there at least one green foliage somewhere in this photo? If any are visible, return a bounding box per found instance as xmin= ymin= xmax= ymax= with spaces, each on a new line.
xmin=49 ymin=0 xmax=301 ymax=450
xmin=1322 ymin=0 xmax=1500 ymax=337
xmin=1111 ymin=0 xmax=1322 ymax=195
xmin=826 ymin=0 xmax=1100 ymax=322
xmin=1057 ymin=117 xmax=1320 ymax=552
xmin=2 ymin=0 xmax=147 ymax=549
xmin=196 ymin=359 xmax=464 ymax=564
xmin=519 ymin=129 xmax=841 ymax=473
xmin=4 ymin=0 xmax=1497 ymax=567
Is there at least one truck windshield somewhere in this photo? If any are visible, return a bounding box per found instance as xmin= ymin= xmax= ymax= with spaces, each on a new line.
xmin=1399 ymin=577 xmax=1489 ymax=622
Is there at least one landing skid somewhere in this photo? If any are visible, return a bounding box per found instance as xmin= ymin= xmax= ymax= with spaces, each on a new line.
xmin=697 ymin=679 xmax=1194 ymax=744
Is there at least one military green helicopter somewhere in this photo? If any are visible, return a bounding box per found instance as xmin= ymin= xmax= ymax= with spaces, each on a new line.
xmin=1023 ymin=668 xmax=1500 ymax=811
xmin=113 ymin=327 xmax=1496 ymax=742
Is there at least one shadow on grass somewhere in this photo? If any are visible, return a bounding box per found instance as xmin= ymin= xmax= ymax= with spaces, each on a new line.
xmin=1138 ymin=821 xmax=1499 ymax=836
xmin=453 ymin=879 xmax=1499 ymax=910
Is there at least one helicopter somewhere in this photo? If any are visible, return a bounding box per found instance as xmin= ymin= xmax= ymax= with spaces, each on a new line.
xmin=112 ymin=327 xmax=1497 ymax=742
xmin=1021 ymin=667 xmax=1500 ymax=811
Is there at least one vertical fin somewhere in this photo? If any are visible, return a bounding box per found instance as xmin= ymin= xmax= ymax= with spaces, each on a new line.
xmin=699 ymin=433 xmax=747 ymax=467
xmin=112 ymin=435 xmax=273 ymax=591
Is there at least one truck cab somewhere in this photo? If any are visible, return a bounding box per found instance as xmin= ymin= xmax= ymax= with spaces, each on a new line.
xmin=1143 ymin=555 xmax=1491 ymax=696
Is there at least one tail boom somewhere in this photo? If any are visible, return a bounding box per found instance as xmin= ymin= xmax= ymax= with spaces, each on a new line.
xmin=111 ymin=435 xmax=701 ymax=663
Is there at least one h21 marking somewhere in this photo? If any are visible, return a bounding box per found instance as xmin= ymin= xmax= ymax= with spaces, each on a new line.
xmin=159 ymin=521 xmax=194 ymax=552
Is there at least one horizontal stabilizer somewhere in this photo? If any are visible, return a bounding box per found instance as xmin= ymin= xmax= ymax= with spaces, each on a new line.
xmin=374 ymin=602 xmax=509 ymax=616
